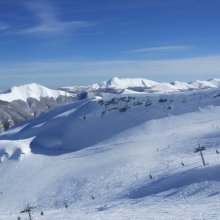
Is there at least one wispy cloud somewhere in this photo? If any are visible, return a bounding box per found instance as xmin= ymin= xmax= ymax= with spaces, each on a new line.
xmin=0 ymin=22 xmax=9 ymax=31
xmin=63 ymin=0 xmax=190 ymax=13
xmin=19 ymin=1 xmax=96 ymax=35
xmin=1 ymin=55 xmax=220 ymax=79
xmin=124 ymin=45 xmax=195 ymax=54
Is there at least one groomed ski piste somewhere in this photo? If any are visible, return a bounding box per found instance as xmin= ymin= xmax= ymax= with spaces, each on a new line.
xmin=1 ymin=78 xmax=220 ymax=219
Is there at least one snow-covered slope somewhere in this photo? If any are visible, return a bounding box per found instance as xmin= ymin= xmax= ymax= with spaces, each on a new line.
xmin=0 ymin=83 xmax=71 ymax=103
xmin=61 ymin=77 xmax=220 ymax=94
xmin=0 ymin=83 xmax=220 ymax=219
xmin=91 ymin=77 xmax=158 ymax=90
xmin=0 ymin=83 xmax=75 ymax=133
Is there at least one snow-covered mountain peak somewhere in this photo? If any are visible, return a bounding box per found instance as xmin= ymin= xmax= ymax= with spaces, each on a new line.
xmin=94 ymin=77 xmax=158 ymax=90
xmin=61 ymin=77 xmax=220 ymax=96
xmin=105 ymin=77 xmax=220 ymax=93
xmin=106 ymin=77 xmax=157 ymax=89
xmin=0 ymin=83 xmax=72 ymax=102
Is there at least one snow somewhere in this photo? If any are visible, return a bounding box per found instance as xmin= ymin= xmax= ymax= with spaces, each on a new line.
xmin=96 ymin=77 xmax=158 ymax=89
xmin=190 ymin=80 xmax=218 ymax=89
xmin=0 ymin=138 xmax=33 ymax=162
xmin=61 ymin=77 xmax=220 ymax=95
xmin=0 ymin=83 xmax=71 ymax=102
xmin=0 ymin=80 xmax=220 ymax=219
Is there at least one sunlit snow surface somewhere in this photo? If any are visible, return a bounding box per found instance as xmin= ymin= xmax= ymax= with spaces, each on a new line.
xmin=1 ymin=81 xmax=220 ymax=219
xmin=0 ymin=83 xmax=71 ymax=102
xmin=61 ymin=77 xmax=220 ymax=94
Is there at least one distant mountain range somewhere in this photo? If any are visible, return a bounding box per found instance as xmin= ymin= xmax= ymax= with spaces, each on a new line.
xmin=60 ymin=77 xmax=220 ymax=94
xmin=0 ymin=77 xmax=220 ymax=133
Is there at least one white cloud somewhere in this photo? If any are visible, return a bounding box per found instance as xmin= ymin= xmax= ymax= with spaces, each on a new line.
xmin=124 ymin=45 xmax=195 ymax=54
xmin=22 ymin=20 xmax=95 ymax=34
xmin=0 ymin=55 xmax=220 ymax=79
xmin=20 ymin=2 xmax=95 ymax=34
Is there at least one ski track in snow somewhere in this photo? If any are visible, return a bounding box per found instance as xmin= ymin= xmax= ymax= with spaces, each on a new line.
xmin=1 ymin=82 xmax=220 ymax=219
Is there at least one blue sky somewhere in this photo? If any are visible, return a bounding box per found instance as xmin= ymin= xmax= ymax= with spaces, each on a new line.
xmin=0 ymin=0 xmax=220 ymax=88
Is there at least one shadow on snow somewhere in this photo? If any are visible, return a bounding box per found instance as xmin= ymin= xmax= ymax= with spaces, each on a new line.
xmin=127 ymin=165 xmax=220 ymax=199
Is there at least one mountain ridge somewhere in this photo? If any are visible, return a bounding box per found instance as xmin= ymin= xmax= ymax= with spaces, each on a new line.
xmin=0 ymin=83 xmax=71 ymax=103
xmin=60 ymin=77 xmax=220 ymax=94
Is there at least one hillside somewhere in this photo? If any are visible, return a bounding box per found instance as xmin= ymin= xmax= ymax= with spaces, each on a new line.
xmin=0 ymin=79 xmax=220 ymax=219
xmin=0 ymin=83 xmax=71 ymax=103
xmin=61 ymin=77 xmax=220 ymax=94
xmin=0 ymin=83 xmax=74 ymax=133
